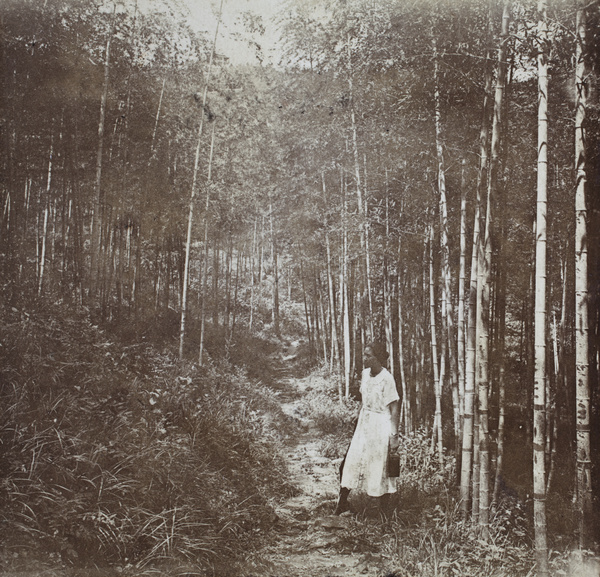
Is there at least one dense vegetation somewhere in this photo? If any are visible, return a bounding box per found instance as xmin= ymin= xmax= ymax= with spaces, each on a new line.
xmin=0 ymin=300 xmax=299 ymax=572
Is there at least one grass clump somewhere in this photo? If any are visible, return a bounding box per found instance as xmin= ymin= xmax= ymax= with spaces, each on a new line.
xmin=0 ymin=302 xmax=294 ymax=573
xmin=304 ymin=415 xmax=536 ymax=576
xmin=385 ymin=430 xmax=533 ymax=576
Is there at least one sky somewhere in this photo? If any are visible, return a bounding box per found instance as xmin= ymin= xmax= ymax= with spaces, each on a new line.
xmin=181 ymin=0 xmax=286 ymax=65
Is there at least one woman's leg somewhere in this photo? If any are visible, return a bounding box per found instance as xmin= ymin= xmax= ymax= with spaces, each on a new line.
xmin=379 ymin=492 xmax=390 ymax=510
xmin=334 ymin=487 xmax=351 ymax=515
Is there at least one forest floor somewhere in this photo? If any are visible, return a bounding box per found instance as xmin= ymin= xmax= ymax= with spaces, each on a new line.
xmin=240 ymin=349 xmax=398 ymax=577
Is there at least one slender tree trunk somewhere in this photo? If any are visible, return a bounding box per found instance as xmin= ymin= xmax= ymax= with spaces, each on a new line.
xmin=270 ymin=194 xmax=280 ymax=338
xmin=416 ymin=323 xmax=425 ymax=426
xmin=212 ymin=237 xmax=220 ymax=326
xmin=429 ymin=222 xmax=443 ymax=461
xmin=199 ymin=122 xmax=216 ymax=364
xmin=493 ymin=328 xmax=507 ymax=507
xmin=106 ymin=225 xmax=116 ymax=319
xmin=328 ymin=239 xmax=340 ymax=379
xmin=230 ymin=243 xmax=240 ymax=339
xmin=429 ymin=222 xmax=440 ymax=394
xmin=300 ymin=258 xmax=312 ymax=350
xmin=351 ymin=264 xmax=359 ymax=380
xmin=545 ymin=257 xmax=569 ymax=498
xmin=50 ymin=195 xmax=57 ymax=277
xmin=179 ymin=1 xmax=222 ymax=359
xmin=364 ymin=155 xmax=374 ymax=336
xmin=61 ymin=180 xmax=69 ymax=283
xmin=38 ymin=138 xmax=53 ymax=297
xmin=433 ymin=27 xmax=458 ymax=473
xmin=533 ymin=0 xmax=549 ymax=572
xmin=477 ymin=0 xmax=509 ymax=539
xmin=73 ymin=179 xmax=84 ymax=301
xmin=317 ymin=272 xmax=328 ymax=361
xmin=346 ymin=34 xmax=369 ymax=343
xmin=575 ymin=0 xmax=592 ymax=550
xmin=524 ymin=220 xmax=536 ymax=440
xmin=90 ymin=4 xmax=115 ymax=300
xmin=493 ymin=25 xmax=512 ymax=507
xmin=397 ymin=238 xmax=411 ymax=434
xmin=259 ymin=215 xmax=264 ymax=285
xmin=419 ymin=238 xmax=429 ymax=426
xmin=560 ymin=260 xmax=574 ymax=427
xmin=154 ymin=247 xmax=161 ymax=311
xmin=384 ymin=179 xmax=394 ymax=376
xmin=458 ymin=160 xmax=467 ymax=429
xmin=342 ymin=176 xmax=351 ymax=398
xmin=398 ymin=281 xmax=411 ymax=433
xmin=150 ymin=77 xmax=166 ymax=160
xmin=461 ymin=43 xmax=492 ymax=517
xmin=1 ymin=191 xmax=10 ymax=242
xmin=476 ymin=179 xmax=492 ymax=540
xmin=20 ymin=176 xmax=31 ymax=283
xmin=165 ymin=237 xmax=172 ymax=311
xmin=225 ymin=234 xmax=233 ymax=330
xmin=324 ymin=171 xmax=340 ymax=381
xmin=493 ymin=193 xmax=508 ymax=507
xmin=249 ymin=217 xmax=257 ymax=332
xmin=100 ymin=212 xmax=111 ymax=316
xmin=546 ymin=312 xmax=560 ymax=494
xmin=311 ymin=274 xmax=319 ymax=356
xmin=179 ymin=132 xmax=199 ymax=358
xmin=116 ymin=220 xmax=124 ymax=311
xmin=472 ymin=406 xmax=481 ymax=524
xmin=136 ymin=73 xmax=165 ymax=312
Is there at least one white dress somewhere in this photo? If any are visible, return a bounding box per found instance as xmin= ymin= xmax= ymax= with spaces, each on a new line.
xmin=340 ymin=367 xmax=399 ymax=497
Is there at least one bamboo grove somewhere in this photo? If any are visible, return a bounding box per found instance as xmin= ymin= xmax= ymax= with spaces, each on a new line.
xmin=2 ymin=0 xmax=600 ymax=572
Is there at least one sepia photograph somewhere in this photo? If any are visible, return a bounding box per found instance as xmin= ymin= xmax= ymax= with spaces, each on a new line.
xmin=1 ymin=0 xmax=600 ymax=575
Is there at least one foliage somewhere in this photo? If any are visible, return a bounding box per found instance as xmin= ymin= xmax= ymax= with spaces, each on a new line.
xmin=384 ymin=507 xmax=535 ymax=577
xmin=0 ymin=301 xmax=294 ymax=571
xmin=315 ymin=415 xmax=534 ymax=576
xmin=311 ymin=420 xmax=535 ymax=576
xmin=297 ymin=371 xmax=360 ymax=459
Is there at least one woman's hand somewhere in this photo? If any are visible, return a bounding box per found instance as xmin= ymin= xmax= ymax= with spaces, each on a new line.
xmin=389 ymin=433 xmax=400 ymax=451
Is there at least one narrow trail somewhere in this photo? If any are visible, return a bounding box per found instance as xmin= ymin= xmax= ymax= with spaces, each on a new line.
xmin=245 ymin=352 xmax=396 ymax=577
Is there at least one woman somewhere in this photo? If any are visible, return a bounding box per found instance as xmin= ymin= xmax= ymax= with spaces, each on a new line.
xmin=334 ymin=341 xmax=400 ymax=515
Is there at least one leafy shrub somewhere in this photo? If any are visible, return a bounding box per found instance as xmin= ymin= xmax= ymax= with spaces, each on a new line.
xmin=396 ymin=427 xmax=455 ymax=491
xmin=380 ymin=428 xmax=534 ymax=576
xmin=385 ymin=505 xmax=534 ymax=577
xmin=299 ymin=376 xmax=360 ymax=436
xmin=293 ymin=372 xmax=359 ymax=461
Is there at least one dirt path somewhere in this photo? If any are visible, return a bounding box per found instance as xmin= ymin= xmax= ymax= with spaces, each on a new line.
xmin=246 ymin=359 xmax=396 ymax=577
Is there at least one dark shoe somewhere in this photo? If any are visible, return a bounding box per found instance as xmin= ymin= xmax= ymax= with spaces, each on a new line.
xmin=334 ymin=493 xmax=355 ymax=515
xmin=334 ymin=499 xmax=350 ymax=515
xmin=334 ymin=487 xmax=351 ymax=515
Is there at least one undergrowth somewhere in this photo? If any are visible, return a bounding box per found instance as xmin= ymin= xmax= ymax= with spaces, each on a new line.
xmin=297 ymin=370 xmax=360 ymax=460
xmin=0 ymin=301 xmax=296 ymax=574
xmin=303 ymin=374 xmax=538 ymax=576
xmin=328 ymin=427 xmax=535 ymax=576
xmin=295 ymin=366 xmax=587 ymax=575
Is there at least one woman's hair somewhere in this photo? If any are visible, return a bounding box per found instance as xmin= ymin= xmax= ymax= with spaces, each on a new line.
xmin=366 ymin=341 xmax=389 ymax=365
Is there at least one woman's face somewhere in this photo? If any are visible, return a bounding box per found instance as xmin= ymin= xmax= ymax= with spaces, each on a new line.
xmin=363 ymin=346 xmax=381 ymax=371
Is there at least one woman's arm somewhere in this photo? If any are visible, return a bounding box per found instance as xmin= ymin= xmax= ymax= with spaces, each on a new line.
xmin=388 ymin=399 xmax=400 ymax=450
